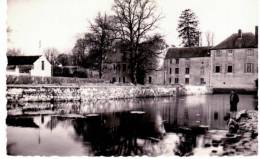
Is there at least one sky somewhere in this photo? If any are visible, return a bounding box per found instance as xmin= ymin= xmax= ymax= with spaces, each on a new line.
xmin=7 ymin=0 xmax=258 ymax=55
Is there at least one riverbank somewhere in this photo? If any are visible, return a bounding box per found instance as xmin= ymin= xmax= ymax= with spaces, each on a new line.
xmin=220 ymin=110 xmax=258 ymax=156
xmin=6 ymin=84 xmax=179 ymax=102
xmin=202 ymin=110 xmax=258 ymax=156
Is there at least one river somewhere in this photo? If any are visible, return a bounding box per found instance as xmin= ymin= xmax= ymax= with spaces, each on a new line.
xmin=6 ymin=94 xmax=257 ymax=156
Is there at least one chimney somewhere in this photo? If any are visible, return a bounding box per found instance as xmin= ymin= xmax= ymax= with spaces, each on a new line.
xmin=238 ymin=29 xmax=242 ymax=38
xmin=255 ymin=26 xmax=258 ymax=46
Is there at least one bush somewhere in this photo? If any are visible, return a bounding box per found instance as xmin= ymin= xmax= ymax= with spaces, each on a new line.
xmin=6 ymin=75 xmax=104 ymax=85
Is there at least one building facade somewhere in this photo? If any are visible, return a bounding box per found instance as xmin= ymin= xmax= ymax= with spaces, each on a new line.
xmin=164 ymin=47 xmax=211 ymax=86
xmin=210 ymin=27 xmax=258 ymax=89
xmin=102 ymin=51 xmax=131 ymax=83
xmin=102 ymin=62 xmax=131 ymax=83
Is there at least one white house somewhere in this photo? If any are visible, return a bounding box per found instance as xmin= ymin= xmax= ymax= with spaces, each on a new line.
xmin=7 ymin=55 xmax=52 ymax=77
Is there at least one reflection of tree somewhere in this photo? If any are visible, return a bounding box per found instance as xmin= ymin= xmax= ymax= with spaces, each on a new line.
xmin=45 ymin=116 xmax=60 ymax=130
xmin=72 ymin=111 xmax=165 ymax=156
xmin=183 ymin=107 xmax=189 ymax=127
xmin=174 ymin=133 xmax=197 ymax=156
xmin=173 ymin=98 xmax=179 ymax=127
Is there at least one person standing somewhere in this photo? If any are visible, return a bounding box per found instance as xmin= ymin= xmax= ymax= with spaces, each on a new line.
xmin=230 ymin=90 xmax=239 ymax=118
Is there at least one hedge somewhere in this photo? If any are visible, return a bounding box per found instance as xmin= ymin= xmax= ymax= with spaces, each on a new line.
xmin=6 ymin=75 xmax=105 ymax=85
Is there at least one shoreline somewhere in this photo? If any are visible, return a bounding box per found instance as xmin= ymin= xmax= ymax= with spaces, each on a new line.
xmin=202 ymin=110 xmax=258 ymax=156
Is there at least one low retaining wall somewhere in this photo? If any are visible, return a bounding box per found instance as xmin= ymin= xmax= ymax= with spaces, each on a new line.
xmin=183 ymin=85 xmax=213 ymax=95
xmin=6 ymin=85 xmax=177 ymax=102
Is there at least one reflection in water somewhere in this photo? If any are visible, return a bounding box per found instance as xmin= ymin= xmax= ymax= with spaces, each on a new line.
xmin=6 ymin=94 xmax=256 ymax=156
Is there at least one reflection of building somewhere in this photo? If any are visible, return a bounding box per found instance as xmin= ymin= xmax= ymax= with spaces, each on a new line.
xmin=7 ymin=55 xmax=52 ymax=77
xmin=210 ymin=27 xmax=258 ymax=89
xmin=164 ymin=47 xmax=210 ymax=85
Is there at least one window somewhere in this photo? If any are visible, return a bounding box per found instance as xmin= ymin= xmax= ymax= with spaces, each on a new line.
xmin=123 ymin=64 xmax=127 ymax=72
xmin=185 ymin=68 xmax=190 ymax=74
xmin=216 ymin=50 xmax=221 ymax=57
xmin=113 ymin=64 xmax=116 ymax=70
xmin=175 ymin=58 xmax=179 ymax=64
xmin=41 ymin=61 xmax=44 ymax=70
xmin=175 ymin=68 xmax=179 ymax=74
xmin=117 ymin=64 xmax=121 ymax=71
xmin=149 ymin=76 xmax=152 ymax=84
xmin=227 ymin=65 xmax=233 ymax=73
xmin=185 ymin=78 xmax=189 ymax=84
xmin=200 ymin=78 xmax=205 ymax=85
xmin=169 ymin=77 xmax=171 ymax=84
xmin=170 ymin=59 xmax=172 ymax=64
xmin=245 ymin=63 xmax=254 ymax=73
xmin=123 ymin=77 xmax=126 ymax=83
xmin=200 ymin=67 xmax=205 ymax=75
xmin=175 ymin=78 xmax=179 ymax=84
xmin=112 ymin=77 xmax=116 ymax=83
xmin=169 ymin=68 xmax=172 ymax=74
xmin=119 ymin=77 xmax=121 ymax=82
xmin=247 ymin=49 xmax=254 ymax=56
xmin=215 ymin=65 xmax=221 ymax=73
xmin=227 ymin=50 xmax=234 ymax=56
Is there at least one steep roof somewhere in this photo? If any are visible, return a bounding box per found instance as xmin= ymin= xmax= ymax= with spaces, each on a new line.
xmin=7 ymin=56 xmax=41 ymax=65
xmin=212 ymin=32 xmax=257 ymax=50
xmin=165 ymin=47 xmax=210 ymax=59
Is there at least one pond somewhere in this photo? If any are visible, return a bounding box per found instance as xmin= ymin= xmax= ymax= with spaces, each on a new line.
xmin=6 ymin=94 xmax=257 ymax=156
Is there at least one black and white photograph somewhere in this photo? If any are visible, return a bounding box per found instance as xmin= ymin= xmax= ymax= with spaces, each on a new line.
xmin=1 ymin=0 xmax=258 ymax=157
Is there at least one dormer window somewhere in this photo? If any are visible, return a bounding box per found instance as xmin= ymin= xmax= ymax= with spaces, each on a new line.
xmin=227 ymin=49 xmax=234 ymax=56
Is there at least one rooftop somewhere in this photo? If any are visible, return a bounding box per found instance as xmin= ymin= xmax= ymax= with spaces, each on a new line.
xmin=212 ymin=32 xmax=257 ymax=50
xmin=7 ymin=55 xmax=41 ymax=66
xmin=165 ymin=47 xmax=210 ymax=59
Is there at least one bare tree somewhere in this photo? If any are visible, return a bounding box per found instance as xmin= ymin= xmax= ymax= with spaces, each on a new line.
xmin=44 ymin=47 xmax=59 ymax=65
xmin=6 ymin=48 xmax=21 ymax=56
xmin=205 ymin=31 xmax=214 ymax=46
xmin=85 ymin=13 xmax=116 ymax=78
xmin=112 ymin=0 xmax=162 ymax=84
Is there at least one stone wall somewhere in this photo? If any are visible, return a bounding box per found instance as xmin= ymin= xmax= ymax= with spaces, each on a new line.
xmin=6 ymin=85 xmax=178 ymax=102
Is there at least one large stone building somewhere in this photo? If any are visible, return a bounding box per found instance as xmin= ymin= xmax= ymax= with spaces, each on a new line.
xmin=102 ymin=51 xmax=131 ymax=83
xmin=102 ymin=27 xmax=258 ymax=90
xmin=209 ymin=27 xmax=258 ymax=89
xmin=164 ymin=47 xmax=211 ymax=85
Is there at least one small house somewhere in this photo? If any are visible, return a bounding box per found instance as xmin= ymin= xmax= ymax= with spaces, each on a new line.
xmin=7 ymin=55 xmax=52 ymax=77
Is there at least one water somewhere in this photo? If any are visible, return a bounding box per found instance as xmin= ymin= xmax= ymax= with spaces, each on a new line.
xmin=6 ymin=94 xmax=257 ymax=156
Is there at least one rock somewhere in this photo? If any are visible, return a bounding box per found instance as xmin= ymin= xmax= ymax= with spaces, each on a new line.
xmin=204 ymin=143 xmax=211 ymax=147
xmin=236 ymin=110 xmax=248 ymax=121
xmin=226 ymin=133 xmax=234 ymax=137
xmin=251 ymin=131 xmax=258 ymax=139
xmin=212 ymin=143 xmax=219 ymax=147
